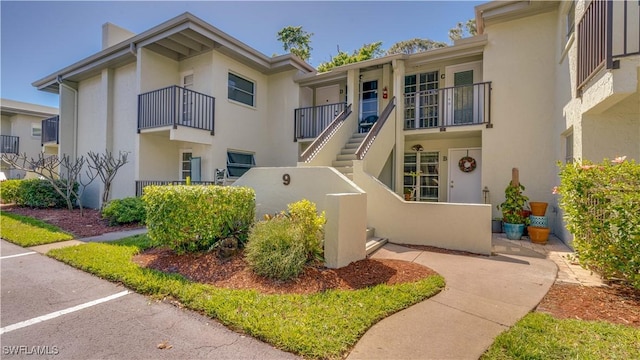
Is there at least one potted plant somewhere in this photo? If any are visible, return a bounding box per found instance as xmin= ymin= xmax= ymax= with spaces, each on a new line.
xmin=498 ymin=182 xmax=530 ymax=240
xmin=403 ymin=187 xmax=412 ymax=201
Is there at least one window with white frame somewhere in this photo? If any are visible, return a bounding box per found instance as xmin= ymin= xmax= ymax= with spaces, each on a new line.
xmin=228 ymin=73 xmax=255 ymax=107
xmin=565 ymin=132 xmax=574 ymax=164
xmin=31 ymin=124 xmax=41 ymax=138
xmin=404 ymin=71 xmax=439 ymax=129
xmin=180 ymin=150 xmax=192 ymax=180
xmin=404 ymin=151 xmax=439 ymax=202
xmin=227 ymin=151 xmax=255 ymax=178
xmin=566 ymin=1 xmax=575 ymax=40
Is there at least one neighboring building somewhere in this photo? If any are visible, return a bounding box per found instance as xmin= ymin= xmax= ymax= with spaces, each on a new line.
xmin=1 ymin=99 xmax=59 ymax=179
xmin=32 ymin=0 xmax=638 ymax=251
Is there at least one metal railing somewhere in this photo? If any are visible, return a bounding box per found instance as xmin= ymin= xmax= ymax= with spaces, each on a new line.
xmin=138 ymin=85 xmax=215 ymax=134
xmin=1 ymin=135 xmax=19 ymax=154
xmin=298 ymin=104 xmax=352 ymax=162
xmin=294 ymin=102 xmax=347 ymax=141
xmin=355 ymin=97 xmax=396 ymax=160
xmin=577 ymin=0 xmax=639 ymax=92
xmin=135 ymin=180 xmax=218 ymax=197
xmin=41 ymin=115 xmax=59 ymax=145
xmin=404 ymin=82 xmax=491 ymax=130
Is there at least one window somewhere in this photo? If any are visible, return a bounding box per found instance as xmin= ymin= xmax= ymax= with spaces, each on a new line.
xmin=228 ymin=73 xmax=255 ymax=106
xmin=565 ymin=132 xmax=574 ymax=164
xmin=566 ymin=1 xmax=575 ymax=39
xmin=227 ymin=151 xmax=255 ymax=177
xmin=404 ymin=71 xmax=439 ymax=128
xmin=180 ymin=151 xmax=192 ymax=180
xmin=31 ymin=124 xmax=41 ymax=138
xmin=404 ymin=151 xmax=439 ymax=202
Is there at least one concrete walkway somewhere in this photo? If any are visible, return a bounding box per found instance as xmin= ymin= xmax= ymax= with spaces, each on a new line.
xmin=29 ymin=228 xmax=148 ymax=254
xmin=347 ymin=236 xmax=559 ymax=360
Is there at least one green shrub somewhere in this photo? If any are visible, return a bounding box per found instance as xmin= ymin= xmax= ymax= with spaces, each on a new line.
xmin=0 ymin=179 xmax=22 ymax=203
xmin=557 ymin=157 xmax=640 ymax=289
xmin=102 ymin=197 xmax=146 ymax=226
xmin=245 ymin=216 xmax=307 ymax=280
xmin=17 ymin=179 xmax=77 ymax=208
xmin=142 ymin=185 xmax=255 ymax=254
xmin=287 ymin=199 xmax=326 ymax=261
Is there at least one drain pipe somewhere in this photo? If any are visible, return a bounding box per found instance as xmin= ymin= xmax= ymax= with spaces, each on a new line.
xmin=57 ymin=75 xmax=78 ymax=160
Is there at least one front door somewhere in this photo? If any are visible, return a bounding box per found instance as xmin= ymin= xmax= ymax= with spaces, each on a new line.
xmin=360 ymin=80 xmax=378 ymax=132
xmin=445 ymin=62 xmax=482 ymax=126
xmin=448 ymin=148 xmax=482 ymax=203
xmin=181 ymin=72 xmax=194 ymax=125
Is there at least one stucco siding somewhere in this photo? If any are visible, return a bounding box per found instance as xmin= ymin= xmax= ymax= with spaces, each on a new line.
xmin=111 ymin=63 xmax=138 ymax=200
xmin=482 ymin=10 xmax=559 ymax=218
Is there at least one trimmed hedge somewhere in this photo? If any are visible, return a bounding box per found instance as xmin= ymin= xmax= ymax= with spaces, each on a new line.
xmin=557 ymin=157 xmax=640 ymax=289
xmin=0 ymin=179 xmax=22 ymax=203
xmin=142 ymin=185 xmax=255 ymax=253
xmin=102 ymin=197 xmax=146 ymax=226
xmin=16 ymin=179 xmax=77 ymax=208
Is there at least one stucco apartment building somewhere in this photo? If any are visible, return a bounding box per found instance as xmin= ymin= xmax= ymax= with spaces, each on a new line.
xmin=1 ymin=99 xmax=59 ymax=179
xmin=32 ymin=0 xmax=638 ymax=253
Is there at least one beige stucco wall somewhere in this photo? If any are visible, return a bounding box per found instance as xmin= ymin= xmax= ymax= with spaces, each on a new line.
xmin=482 ymin=10 xmax=560 ymax=220
xmin=1 ymin=112 xmax=51 ymax=178
xmin=111 ymin=63 xmax=138 ymax=200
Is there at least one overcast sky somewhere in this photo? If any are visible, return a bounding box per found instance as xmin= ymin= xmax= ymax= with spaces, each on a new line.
xmin=1 ymin=1 xmax=482 ymax=108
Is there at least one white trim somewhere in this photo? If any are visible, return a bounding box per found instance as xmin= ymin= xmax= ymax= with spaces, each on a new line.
xmin=447 ymin=147 xmax=482 ymax=203
xmin=227 ymin=71 xmax=256 ymax=108
xmin=179 ymin=149 xmax=193 ymax=181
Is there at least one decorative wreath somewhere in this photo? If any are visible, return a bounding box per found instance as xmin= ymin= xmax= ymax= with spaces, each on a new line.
xmin=458 ymin=156 xmax=477 ymax=173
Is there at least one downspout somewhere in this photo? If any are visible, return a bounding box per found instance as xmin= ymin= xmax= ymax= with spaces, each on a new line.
xmin=57 ymin=75 xmax=78 ymax=160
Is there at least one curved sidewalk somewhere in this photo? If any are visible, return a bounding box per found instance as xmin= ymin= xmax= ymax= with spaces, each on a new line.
xmin=347 ymin=238 xmax=558 ymax=360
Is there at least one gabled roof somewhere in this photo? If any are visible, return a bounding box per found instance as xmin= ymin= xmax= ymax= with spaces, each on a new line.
xmin=33 ymin=12 xmax=316 ymax=93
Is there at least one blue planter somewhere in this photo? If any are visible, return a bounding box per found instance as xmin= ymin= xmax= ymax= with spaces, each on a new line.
xmin=529 ymin=215 xmax=548 ymax=228
xmin=503 ymin=223 xmax=525 ymax=240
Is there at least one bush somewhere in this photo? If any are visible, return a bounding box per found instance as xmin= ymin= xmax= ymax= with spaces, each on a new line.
xmin=102 ymin=197 xmax=146 ymax=226
xmin=0 ymin=179 xmax=22 ymax=203
xmin=287 ymin=199 xmax=326 ymax=261
xmin=557 ymin=157 xmax=640 ymax=289
xmin=245 ymin=216 xmax=307 ymax=280
xmin=142 ymin=185 xmax=255 ymax=254
xmin=16 ymin=179 xmax=77 ymax=208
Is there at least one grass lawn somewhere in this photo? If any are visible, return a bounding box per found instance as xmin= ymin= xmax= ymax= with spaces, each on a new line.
xmin=48 ymin=235 xmax=445 ymax=359
xmin=0 ymin=211 xmax=73 ymax=246
xmin=482 ymin=312 xmax=640 ymax=359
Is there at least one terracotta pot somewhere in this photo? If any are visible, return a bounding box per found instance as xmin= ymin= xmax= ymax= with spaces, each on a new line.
xmin=529 ymin=202 xmax=548 ymax=216
xmin=528 ymin=226 xmax=550 ymax=244
xmin=404 ymin=194 xmax=411 ymax=201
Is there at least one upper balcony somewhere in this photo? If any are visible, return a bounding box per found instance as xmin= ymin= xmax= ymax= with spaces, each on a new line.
xmin=1 ymin=135 xmax=19 ymax=154
xmin=294 ymin=102 xmax=347 ymax=141
xmin=403 ymin=82 xmax=491 ymax=131
xmin=41 ymin=115 xmax=59 ymax=145
xmin=577 ymin=0 xmax=640 ymax=93
xmin=138 ymin=85 xmax=215 ymax=135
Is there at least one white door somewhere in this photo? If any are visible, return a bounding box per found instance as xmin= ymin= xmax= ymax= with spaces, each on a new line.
xmin=448 ymin=148 xmax=482 ymax=203
xmin=360 ymin=80 xmax=379 ymax=132
xmin=181 ymin=72 xmax=194 ymax=125
xmin=444 ymin=62 xmax=482 ymax=126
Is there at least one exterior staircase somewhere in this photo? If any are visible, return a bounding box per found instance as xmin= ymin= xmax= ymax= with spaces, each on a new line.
xmin=331 ymin=132 xmax=366 ymax=180
xmin=365 ymin=227 xmax=388 ymax=256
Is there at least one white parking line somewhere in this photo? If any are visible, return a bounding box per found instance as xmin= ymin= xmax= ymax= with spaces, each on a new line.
xmin=0 ymin=290 xmax=131 ymax=335
xmin=0 ymin=252 xmax=36 ymax=260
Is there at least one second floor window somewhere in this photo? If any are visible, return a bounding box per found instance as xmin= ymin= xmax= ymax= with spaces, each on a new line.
xmin=31 ymin=124 xmax=41 ymax=138
xmin=228 ymin=73 xmax=255 ymax=107
xmin=567 ymin=1 xmax=575 ymax=39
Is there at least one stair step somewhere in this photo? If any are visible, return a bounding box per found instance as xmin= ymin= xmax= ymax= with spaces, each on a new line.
xmin=344 ymin=142 xmax=361 ymax=149
xmin=333 ymin=166 xmax=353 ymax=174
xmin=366 ymin=237 xmax=388 ymax=255
xmin=351 ymin=132 xmax=367 ymax=139
xmin=332 ymin=160 xmax=354 ymax=167
xmin=336 ymin=154 xmax=358 ymax=161
xmin=340 ymin=148 xmax=357 ymax=155
xmin=366 ymin=227 xmax=375 ymax=239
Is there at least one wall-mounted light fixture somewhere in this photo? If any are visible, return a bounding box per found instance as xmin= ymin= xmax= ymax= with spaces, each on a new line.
xmin=411 ymin=144 xmax=423 ymax=152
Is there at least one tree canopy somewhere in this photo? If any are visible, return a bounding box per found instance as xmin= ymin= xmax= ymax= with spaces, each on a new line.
xmin=277 ymin=26 xmax=313 ymax=62
xmin=448 ymin=19 xmax=477 ymax=42
xmin=386 ymin=38 xmax=448 ymax=55
xmin=316 ymin=42 xmax=384 ymax=73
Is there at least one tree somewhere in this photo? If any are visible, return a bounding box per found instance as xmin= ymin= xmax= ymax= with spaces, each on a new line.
xmin=449 ymin=19 xmax=477 ymax=42
xmin=317 ymin=42 xmax=384 ymax=73
xmin=1 ymin=152 xmax=96 ymax=214
xmin=277 ymin=26 xmax=313 ymax=62
xmin=386 ymin=38 xmax=448 ymax=55
xmin=87 ymin=150 xmax=129 ymax=210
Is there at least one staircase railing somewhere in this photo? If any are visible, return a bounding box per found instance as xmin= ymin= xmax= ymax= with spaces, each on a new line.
xmin=355 ymin=97 xmax=396 ymax=160
xmin=298 ymin=104 xmax=352 ymax=162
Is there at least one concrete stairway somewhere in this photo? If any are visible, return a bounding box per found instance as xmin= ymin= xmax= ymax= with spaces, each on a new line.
xmin=365 ymin=227 xmax=388 ymax=256
xmin=331 ymin=132 xmax=367 ymax=180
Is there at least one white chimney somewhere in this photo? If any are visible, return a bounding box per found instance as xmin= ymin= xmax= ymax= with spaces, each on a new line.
xmin=102 ymin=22 xmax=135 ymax=49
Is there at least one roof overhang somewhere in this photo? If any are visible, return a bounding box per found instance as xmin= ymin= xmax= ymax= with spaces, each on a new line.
xmin=1 ymin=98 xmax=58 ymax=117
xmin=475 ymin=0 xmax=560 ymax=34
xmin=33 ymin=12 xmax=315 ymax=94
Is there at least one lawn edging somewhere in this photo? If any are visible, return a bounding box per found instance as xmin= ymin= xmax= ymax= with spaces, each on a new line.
xmin=47 ymin=235 xmax=445 ymax=359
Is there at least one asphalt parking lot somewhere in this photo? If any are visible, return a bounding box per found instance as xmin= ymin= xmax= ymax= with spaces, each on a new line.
xmin=1 ymin=240 xmax=298 ymax=359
